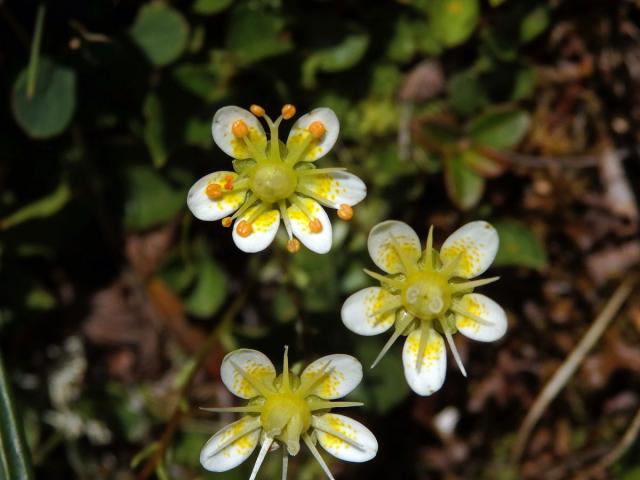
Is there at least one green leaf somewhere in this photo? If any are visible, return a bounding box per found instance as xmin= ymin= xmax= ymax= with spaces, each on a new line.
xmin=130 ymin=4 xmax=189 ymax=66
xmin=123 ymin=166 xmax=184 ymax=231
xmin=520 ymin=5 xmax=550 ymax=43
xmin=192 ymin=0 xmax=232 ymax=15
xmin=428 ymin=0 xmax=479 ymax=48
xmin=11 ymin=57 xmax=76 ymax=139
xmin=302 ymin=32 xmax=369 ymax=88
xmin=0 ymin=352 xmax=35 ymax=480
xmin=226 ymin=5 xmax=291 ymax=64
xmin=468 ymin=108 xmax=530 ymax=149
xmin=463 ymin=148 xmax=505 ymax=178
xmin=489 ymin=0 xmax=507 ymax=6
xmin=493 ymin=220 xmax=547 ymax=270
xmin=184 ymin=251 xmax=227 ymax=319
xmin=1 ymin=182 xmax=71 ymax=230
xmin=448 ymin=69 xmax=488 ymax=115
xmin=444 ymin=154 xmax=485 ymax=210
xmin=511 ymin=65 xmax=537 ymax=100
xmin=142 ymin=93 xmax=168 ymax=168
xmin=387 ymin=17 xmax=416 ymax=63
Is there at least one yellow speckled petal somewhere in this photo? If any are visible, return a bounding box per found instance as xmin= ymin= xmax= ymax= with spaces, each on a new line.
xmin=287 ymin=198 xmax=332 ymax=254
xmin=455 ymin=293 xmax=507 ymax=342
xmin=300 ymin=354 xmax=362 ymax=400
xmin=314 ymin=413 xmax=378 ymax=462
xmin=187 ymin=171 xmax=246 ymax=221
xmin=212 ymin=106 xmax=267 ymax=159
xmin=220 ymin=349 xmax=276 ymax=399
xmin=298 ymin=171 xmax=366 ymax=209
xmin=231 ymin=206 xmax=280 ymax=253
xmin=200 ymin=416 xmax=261 ymax=472
xmin=402 ymin=329 xmax=446 ymax=396
xmin=341 ymin=287 xmax=399 ymax=336
xmin=440 ymin=221 xmax=499 ymax=279
xmin=368 ymin=220 xmax=421 ymax=274
xmin=286 ymin=108 xmax=339 ymax=162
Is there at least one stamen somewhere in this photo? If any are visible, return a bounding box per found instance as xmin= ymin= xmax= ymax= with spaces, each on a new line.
xmin=337 ymin=204 xmax=353 ymax=221
xmin=290 ymin=194 xmax=315 ymax=220
xmin=309 ymin=218 xmax=323 ymax=233
xmin=205 ymin=417 xmax=262 ymax=458
xmin=249 ymin=437 xmax=274 ymax=480
xmin=250 ymin=104 xmax=265 ymax=117
xmin=278 ymin=200 xmax=293 ymax=239
xmin=302 ymin=433 xmax=335 ymax=480
xmin=307 ymin=400 xmax=364 ymax=411
xmin=311 ymin=417 xmax=366 ymax=450
xmin=450 ymin=305 xmax=494 ymax=327
xmin=287 ymin=238 xmax=301 ymax=253
xmin=200 ymin=405 xmax=263 ymax=414
xmin=281 ymin=104 xmax=296 ymax=120
xmin=229 ymin=360 xmax=273 ymax=397
xmin=297 ymin=167 xmax=347 ymax=176
xmin=231 ymin=193 xmax=259 ymax=220
xmin=363 ymin=269 xmax=404 ymax=289
xmin=308 ymin=121 xmax=325 ymax=139
xmin=450 ymin=276 xmax=500 ymax=293
xmin=221 ymin=217 xmax=233 ymax=228
xmin=224 ymin=175 xmax=234 ymax=190
xmin=294 ymin=185 xmax=335 ymax=208
xmin=415 ymin=320 xmax=430 ymax=372
xmin=232 ymin=119 xmax=249 ymax=138
xmin=387 ymin=233 xmax=417 ymax=274
xmin=285 ymin=131 xmax=315 ymax=165
xmin=246 ymin=202 xmax=270 ymax=224
xmin=371 ymin=312 xmax=414 ymax=369
xmin=282 ymin=345 xmax=290 ymax=392
xmin=242 ymin=134 xmax=268 ymax=163
xmin=424 ymin=225 xmax=434 ymax=270
xmin=441 ymin=321 xmax=467 ymax=377
xmin=297 ymin=361 xmax=333 ymax=397
xmin=236 ymin=220 xmax=253 ymax=237
xmin=367 ymin=298 xmax=403 ymax=322
xmin=281 ymin=449 xmax=288 ymax=480
xmin=441 ymin=252 xmax=463 ymax=277
xmin=205 ymin=183 xmax=222 ymax=200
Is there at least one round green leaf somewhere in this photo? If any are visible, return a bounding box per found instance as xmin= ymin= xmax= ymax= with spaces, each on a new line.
xmin=192 ymin=0 xmax=232 ymax=15
xmin=11 ymin=57 xmax=76 ymax=139
xmin=468 ymin=108 xmax=530 ymax=149
xmin=493 ymin=220 xmax=547 ymax=270
xmin=429 ymin=0 xmax=479 ymax=48
xmin=444 ymin=154 xmax=485 ymax=210
xmin=130 ymin=4 xmax=189 ymax=66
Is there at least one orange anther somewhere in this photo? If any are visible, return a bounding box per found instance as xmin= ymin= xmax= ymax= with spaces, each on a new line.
xmin=224 ymin=175 xmax=234 ymax=191
xmin=231 ymin=119 xmax=249 ymax=138
xmin=221 ymin=217 xmax=233 ymax=227
xmin=287 ymin=238 xmax=301 ymax=253
xmin=308 ymin=121 xmax=325 ymax=139
xmin=236 ymin=220 xmax=253 ymax=237
xmin=205 ymin=183 xmax=222 ymax=200
xmin=337 ymin=203 xmax=353 ymax=221
xmin=250 ymin=104 xmax=265 ymax=117
xmin=309 ymin=218 xmax=323 ymax=233
xmin=281 ymin=104 xmax=296 ymax=120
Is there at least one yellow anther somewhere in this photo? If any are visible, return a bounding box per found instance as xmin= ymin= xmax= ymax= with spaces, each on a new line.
xmin=337 ymin=203 xmax=353 ymax=221
xmin=231 ymin=119 xmax=249 ymax=138
xmin=287 ymin=238 xmax=301 ymax=253
xmin=236 ymin=220 xmax=253 ymax=237
xmin=309 ymin=218 xmax=323 ymax=233
xmin=308 ymin=121 xmax=325 ymax=139
xmin=205 ymin=183 xmax=222 ymax=200
xmin=221 ymin=217 xmax=232 ymax=228
xmin=281 ymin=104 xmax=296 ymax=120
xmin=250 ymin=104 xmax=265 ymax=117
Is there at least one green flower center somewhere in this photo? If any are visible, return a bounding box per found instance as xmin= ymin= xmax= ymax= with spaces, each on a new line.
xmin=249 ymin=161 xmax=298 ymax=204
xmin=401 ymin=270 xmax=452 ymax=320
xmin=260 ymin=391 xmax=311 ymax=455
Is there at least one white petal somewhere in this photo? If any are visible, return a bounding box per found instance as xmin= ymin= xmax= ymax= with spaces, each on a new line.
xmin=187 ymin=171 xmax=246 ymax=221
xmin=455 ymin=293 xmax=507 ymax=342
xmin=212 ymin=106 xmax=267 ymax=159
xmin=341 ymin=287 xmax=398 ymax=336
xmin=220 ymin=349 xmax=276 ymax=399
xmin=368 ymin=220 xmax=421 ymax=274
xmin=232 ymin=207 xmax=281 ymax=253
xmin=286 ymin=108 xmax=339 ymax=162
xmin=300 ymin=354 xmax=362 ymax=399
xmin=287 ymin=198 xmax=332 ymax=254
xmin=402 ymin=329 xmax=447 ymax=396
xmin=298 ymin=171 xmax=367 ymax=209
xmin=314 ymin=413 xmax=378 ymax=463
xmin=440 ymin=221 xmax=499 ymax=279
xmin=200 ymin=416 xmax=261 ymax=472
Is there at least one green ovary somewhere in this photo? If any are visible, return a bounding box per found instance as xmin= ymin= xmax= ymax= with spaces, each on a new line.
xmin=401 ymin=271 xmax=452 ymax=320
xmin=260 ymin=393 xmax=311 ymax=455
xmin=249 ymin=161 xmax=298 ymax=204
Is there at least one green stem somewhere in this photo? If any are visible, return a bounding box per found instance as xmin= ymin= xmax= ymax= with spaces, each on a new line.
xmin=27 ymin=4 xmax=46 ymax=99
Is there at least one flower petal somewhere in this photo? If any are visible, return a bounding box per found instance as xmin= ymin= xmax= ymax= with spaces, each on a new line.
xmin=212 ymin=106 xmax=267 ymax=159
xmin=455 ymin=293 xmax=507 ymax=342
xmin=232 ymin=207 xmax=280 ymax=253
xmin=314 ymin=413 xmax=378 ymax=462
xmin=402 ymin=329 xmax=447 ymax=396
xmin=440 ymin=221 xmax=499 ymax=279
xmin=341 ymin=287 xmax=398 ymax=336
xmin=300 ymin=354 xmax=362 ymax=399
xmin=220 ymin=349 xmax=276 ymax=399
xmin=187 ymin=171 xmax=246 ymax=221
xmin=298 ymin=171 xmax=367 ymax=208
xmin=200 ymin=416 xmax=261 ymax=472
xmin=287 ymin=198 xmax=332 ymax=254
xmin=286 ymin=108 xmax=339 ymax=162
xmin=368 ymin=220 xmax=421 ymax=274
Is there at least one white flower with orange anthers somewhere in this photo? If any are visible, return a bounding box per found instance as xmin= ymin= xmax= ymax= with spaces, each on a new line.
xmin=187 ymin=104 xmax=367 ymax=254
xmin=341 ymin=220 xmax=507 ymax=396
xmin=200 ymin=347 xmax=377 ymax=480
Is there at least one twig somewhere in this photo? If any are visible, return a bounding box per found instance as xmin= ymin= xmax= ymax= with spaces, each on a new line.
xmin=136 ymin=290 xmax=249 ymax=480
xmin=511 ymin=275 xmax=637 ymax=463
xmin=588 ymin=405 xmax=640 ymax=474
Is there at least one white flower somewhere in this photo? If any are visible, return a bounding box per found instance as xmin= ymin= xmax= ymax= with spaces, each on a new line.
xmin=187 ymin=104 xmax=367 ymax=254
xmin=200 ymin=347 xmax=377 ymax=480
xmin=341 ymin=220 xmax=507 ymax=396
